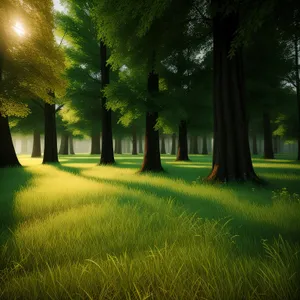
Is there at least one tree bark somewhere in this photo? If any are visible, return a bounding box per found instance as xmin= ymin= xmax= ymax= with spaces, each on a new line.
xmin=69 ymin=135 xmax=75 ymax=154
xmin=160 ymin=134 xmax=166 ymax=154
xmin=190 ymin=135 xmax=199 ymax=154
xmin=59 ymin=133 xmax=69 ymax=155
xmin=171 ymin=133 xmax=176 ymax=155
xmin=100 ymin=40 xmax=114 ymax=165
xmin=31 ymin=130 xmax=41 ymax=157
xmin=140 ymin=70 xmax=163 ymax=172
xmin=263 ymin=111 xmax=274 ymax=159
xmin=202 ymin=134 xmax=208 ymax=155
xmin=206 ymin=3 xmax=260 ymax=182
xmin=132 ymin=124 xmax=137 ymax=155
xmin=252 ymin=134 xmax=258 ymax=155
xmin=138 ymin=135 xmax=143 ymax=153
xmin=141 ymin=111 xmax=163 ymax=171
xmin=0 ymin=115 xmax=21 ymax=167
xmin=91 ymin=133 xmax=101 ymax=154
xmin=176 ymin=120 xmax=189 ymax=161
xmin=43 ymin=103 xmax=59 ymax=164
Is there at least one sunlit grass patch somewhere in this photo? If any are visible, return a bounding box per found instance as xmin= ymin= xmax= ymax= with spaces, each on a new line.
xmin=0 ymin=154 xmax=300 ymax=299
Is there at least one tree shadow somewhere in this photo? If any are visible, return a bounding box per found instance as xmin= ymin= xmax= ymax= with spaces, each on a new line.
xmin=0 ymin=166 xmax=34 ymax=247
xmin=52 ymin=162 xmax=300 ymax=256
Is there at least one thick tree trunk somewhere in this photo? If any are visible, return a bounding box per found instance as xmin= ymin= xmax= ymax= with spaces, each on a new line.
xmin=43 ymin=103 xmax=59 ymax=164
xmin=202 ymin=134 xmax=208 ymax=155
xmin=252 ymin=134 xmax=258 ymax=155
xmin=176 ymin=120 xmax=189 ymax=161
xmin=138 ymin=135 xmax=143 ymax=153
xmin=91 ymin=133 xmax=101 ymax=154
xmin=132 ymin=124 xmax=137 ymax=155
xmin=59 ymin=133 xmax=69 ymax=155
xmin=207 ymin=3 xmax=260 ymax=182
xmin=171 ymin=133 xmax=176 ymax=155
xmin=160 ymin=134 xmax=166 ymax=154
xmin=190 ymin=135 xmax=199 ymax=154
xmin=141 ymin=111 xmax=163 ymax=172
xmin=31 ymin=130 xmax=41 ymax=157
xmin=140 ymin=70 xmax=163 ymax=172
xmin=263 ymin=111 xmax=274 ymax=159
xmin=69 ymin=135 xmax=75 ymax=155
xmin=100 ymin=40 xmax=114 ymax=164
xmin=0 ymin=115 xmax=21 ymax=167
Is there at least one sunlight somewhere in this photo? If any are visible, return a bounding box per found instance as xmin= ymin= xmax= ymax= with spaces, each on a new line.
xmin=13 ymin=21 xmax=25 ymax=37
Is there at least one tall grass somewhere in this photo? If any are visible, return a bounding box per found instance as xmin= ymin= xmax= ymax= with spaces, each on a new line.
xmin=0 ymin=154 xmax=300 ymax=299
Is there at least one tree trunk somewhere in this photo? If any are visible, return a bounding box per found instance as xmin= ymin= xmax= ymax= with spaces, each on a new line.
xmin=252 ymin=134 xmax=258 ymax=155
xmin=0 ymin=115 xmax=21 ymax=167
xmin=132 ymin=124 xmax=138 ymax=155
xmin=100 ymin=40 xmax=114 ymax=165
xmin=31 ymin=130 xmax=41 ymax=157
xmin=69 ymin=135 xmax=75 ymax=155
xmin=160 ymin=134 xmax=166 ymax=154
xmin=115 ymin=138 xmax=122 ymax=154
xmin=59 ymin=133 xmax=69 ymax=155
xmin=176 ymin=120 xmax=189 ymax=161
xmin=140 ymin=70 xmax=163 ymax=172
xmin=91 ymin=133 xmax=101 ymax=154
xmin=171 ymin=133 xmax=176 ymax=155
xmin=263 ymin=111 xmax=274 ymax=159
xmin=294 ymin=35 xmax=300 ymax=160
xmin=202 ymin=134 xmax=208 ymax=155
xmin=206 ymin=3 xmax=260 ymax=182
xmin=190 ymin=135 xmax=199 ymax=154
xmin=141 ymin=111 xmax=163 ymax=172
xmin=43 ymin=103 xmax=59 ymax=164
xmin=138 ymin=135 xmax=143 ymax=153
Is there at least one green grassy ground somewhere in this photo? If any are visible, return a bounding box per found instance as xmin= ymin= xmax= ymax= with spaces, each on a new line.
xmin=0 ymin=154 xmax=300 ymax=299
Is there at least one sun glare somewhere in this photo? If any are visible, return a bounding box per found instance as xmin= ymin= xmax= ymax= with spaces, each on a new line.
xmin=13 ymin=21 xmax=25 ymax=37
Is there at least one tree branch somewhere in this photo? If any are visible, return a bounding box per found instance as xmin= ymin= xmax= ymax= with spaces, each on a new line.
xmin=284 ymin=74 xmax=297 ymax=88
xmin=55 ymin=104 xmax=64 ymax=112
xmin=58 ymin=30 xmax=67 ymax=48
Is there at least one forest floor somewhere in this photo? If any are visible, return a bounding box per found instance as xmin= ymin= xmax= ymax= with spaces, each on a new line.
xmin=0 ymin=154 xmax=300 ymax=299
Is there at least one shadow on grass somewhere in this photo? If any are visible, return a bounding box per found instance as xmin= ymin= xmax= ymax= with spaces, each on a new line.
xmin=53 ymin=162 xmax=300 ymax=256
xmin=254 ymin=167 xmax=300 ymax=193
xmin=0 ymin=166 xmax=34 ymax=247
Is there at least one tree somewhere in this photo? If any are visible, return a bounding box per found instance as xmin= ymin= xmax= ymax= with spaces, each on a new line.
xmin=93 ymin=0 xmax=191 ymax=172
xmin=56 ymin=0 xmax=114 ymax=160
xmin=0 ymin=0 xmax=65 ymax=167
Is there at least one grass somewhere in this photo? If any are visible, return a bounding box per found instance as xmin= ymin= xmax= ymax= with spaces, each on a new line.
xmin=0 ymin=154 xmax=300 ymax=299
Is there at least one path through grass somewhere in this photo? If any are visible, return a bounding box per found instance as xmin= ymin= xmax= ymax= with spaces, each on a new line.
xmin=0 ymin=154 xmax=300 ymax=299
